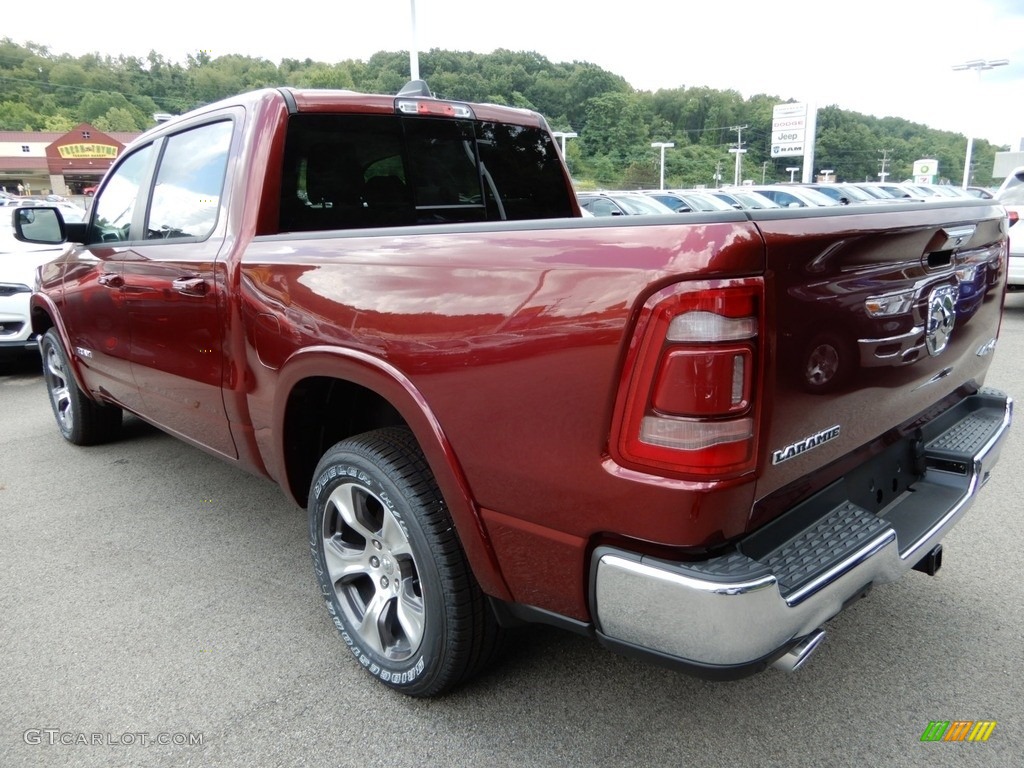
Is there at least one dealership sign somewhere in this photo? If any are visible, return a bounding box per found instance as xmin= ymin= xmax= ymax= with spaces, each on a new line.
xmin=771 ymin=103 xmax=809 ymax=157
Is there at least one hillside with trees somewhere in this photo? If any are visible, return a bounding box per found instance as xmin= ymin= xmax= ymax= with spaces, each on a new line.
xmin=0 ymin=38 xmax=1004 ymax=189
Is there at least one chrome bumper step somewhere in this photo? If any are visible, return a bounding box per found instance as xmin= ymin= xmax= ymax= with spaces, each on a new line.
xmin=591 ymin=388 xmax=1012 ymax=675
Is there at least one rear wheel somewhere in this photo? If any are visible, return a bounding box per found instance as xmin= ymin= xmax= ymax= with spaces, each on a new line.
xmin=40 ymin=328 xmax=122 ymax=445
xmin=308 ymin=426 xmax=502 ymax=697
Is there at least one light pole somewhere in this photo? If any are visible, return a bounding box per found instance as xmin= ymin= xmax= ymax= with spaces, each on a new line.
xmin=651 ymin=142 xmax=674 ymax=190
xmin=786 ymin=166 xmax=800 ymax=183
xmin=952 ymin=58 xmax=1009 ymax=188
xmin=820 ymin=169 xmax=834 ymax=183
xmin=409 ymin=1 xmax=420 ymax=80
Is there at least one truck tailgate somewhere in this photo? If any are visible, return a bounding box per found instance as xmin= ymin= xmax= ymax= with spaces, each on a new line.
xmin=750 ymin=199 xmax=1008 ymax=521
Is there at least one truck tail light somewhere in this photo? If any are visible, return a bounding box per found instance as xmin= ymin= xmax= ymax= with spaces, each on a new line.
xmin=612 ymin=279 xmax=764 ymax=480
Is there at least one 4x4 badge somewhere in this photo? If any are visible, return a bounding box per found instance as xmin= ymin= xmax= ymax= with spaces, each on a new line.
xmin=925 ymin=285 xmax=958 ymax=357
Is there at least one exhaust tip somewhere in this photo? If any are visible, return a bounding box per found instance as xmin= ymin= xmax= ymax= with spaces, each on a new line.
xmin=772 ymin=629 xmax=826 ymax=673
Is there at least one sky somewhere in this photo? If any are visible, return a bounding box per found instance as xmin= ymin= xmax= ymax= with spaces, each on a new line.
xmin=5 ymin=0 xmax=1024 ymax=149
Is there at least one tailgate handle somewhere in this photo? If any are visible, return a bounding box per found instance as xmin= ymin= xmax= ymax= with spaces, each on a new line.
xmin=934 ymin=225 xmax=976 ymax=251
xmin=172 ymin=276 xmax=208 ymax=297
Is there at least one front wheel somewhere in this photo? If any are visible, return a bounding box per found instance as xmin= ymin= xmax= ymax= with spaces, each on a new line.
xmin=309 ymin=427 xmax=502 ymax=697
xmin=40 ymin=328 xmax=122 ymax=445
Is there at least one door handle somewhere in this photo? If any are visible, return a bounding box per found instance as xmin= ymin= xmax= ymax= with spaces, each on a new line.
xmin=172 ymin=277 xmax=209 ymax=297
xmin=97 ymin=272 xmax=124 ymax=288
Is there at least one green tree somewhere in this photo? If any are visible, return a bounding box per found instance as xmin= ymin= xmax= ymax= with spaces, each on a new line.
xmin=94 ymin=107 xmax=141 ymax=132
xmin=0 ymin=100 xmax=38 ymax=130
xmin=0 ymin=38 xmax=1008 ymax=191
xmin=42 ymin=114 xmax=76 ymax=131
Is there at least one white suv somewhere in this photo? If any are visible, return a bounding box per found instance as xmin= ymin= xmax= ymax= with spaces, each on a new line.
xmin=996 ymin=166 xmax=1024 ymax=290
xmin=1 ymin=207 xmax=67 ymax=359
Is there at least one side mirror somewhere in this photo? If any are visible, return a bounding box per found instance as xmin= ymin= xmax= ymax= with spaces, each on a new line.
xmin=12 ymin=206 xmax=66 ymax=244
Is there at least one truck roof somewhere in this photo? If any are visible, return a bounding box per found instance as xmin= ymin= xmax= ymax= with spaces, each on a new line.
xmin=133 ymin=84 xmax=550 ymax=148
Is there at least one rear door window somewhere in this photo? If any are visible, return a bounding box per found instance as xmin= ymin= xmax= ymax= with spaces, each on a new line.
xmin=279 ymin=112 xmax=573 ymax=232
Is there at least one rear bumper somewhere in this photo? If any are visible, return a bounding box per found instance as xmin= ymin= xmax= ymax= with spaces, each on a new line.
xmin=591 ymin=387 xmax=1012 ymax=677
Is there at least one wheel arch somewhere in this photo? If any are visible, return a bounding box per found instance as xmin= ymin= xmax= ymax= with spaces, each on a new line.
xmin=30 ymin=295 xmax=92 ymax=397
xmin=273 ymin=346 xmax=513 ymax=601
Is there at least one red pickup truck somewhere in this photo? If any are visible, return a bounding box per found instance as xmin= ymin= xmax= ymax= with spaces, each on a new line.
xmin=15 ymin=83 xmax=1013 ymax=697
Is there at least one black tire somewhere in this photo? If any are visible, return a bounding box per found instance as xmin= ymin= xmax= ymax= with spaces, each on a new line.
xmin=40 ymin=328 xmax=122 ymax=445
xmin=309 ymin=426 xmax=502 ymax=697
xmin=800 ymin=331 xmax=854 ymax=394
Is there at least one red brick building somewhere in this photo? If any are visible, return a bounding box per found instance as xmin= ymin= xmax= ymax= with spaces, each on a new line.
xmin=0 ymin=124 xmax=140 ymax=197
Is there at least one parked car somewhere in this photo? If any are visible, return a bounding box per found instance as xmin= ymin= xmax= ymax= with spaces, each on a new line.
xmin=736 ymin=185 xmax=841 ymax=208
xmin=1 ymin=191 xmax=30 ymax=207
xmin=708 ymin=189 xmax=782 ymax=210
xmin=856 ymin=182 xmax=941 ymax=200
xmin=576 ymin=191 xmax=676 ymax=216
xmin=905 ymin=183 xmax=972 ymax=200
xmin=964 ymin=186 xmax=995 ymax=199
xmin=801 ymin=183 xmax=890 ymax=205
xmin=997 ymin=165 xmax=1024 ymax=290
xmin=49 ymin=201 xmax=87 ymax=223
xmin=1 ymin=207 xmax=67 ymax=359
xmin=640 ymin=189 xmax=735 ymax=213
xmin=847 ymin=183 xmax=897 ymax=200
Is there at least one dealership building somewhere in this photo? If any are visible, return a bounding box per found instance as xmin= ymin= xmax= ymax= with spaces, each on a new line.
xmin=0 ymin=124 xmax=140 ymax=197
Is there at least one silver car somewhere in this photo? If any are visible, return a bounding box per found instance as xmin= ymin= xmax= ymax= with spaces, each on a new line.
xmin=735 ymin=185 xmax=841 ymax=208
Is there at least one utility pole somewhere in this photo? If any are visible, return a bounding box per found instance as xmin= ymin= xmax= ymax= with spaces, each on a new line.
xmin=761 ymin=161 xmax=769 ymax=183
xmin=713 ymin=160 xmax=724 ymax=188
xmin=878 ymin=149 xmax=892 ymax=182
xmin=728 ymin=125 xmax=748 ymax=186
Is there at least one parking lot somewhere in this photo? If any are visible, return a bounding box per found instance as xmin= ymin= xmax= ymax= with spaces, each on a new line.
xmin=2 ymin=294 xmax=1023 ymax=768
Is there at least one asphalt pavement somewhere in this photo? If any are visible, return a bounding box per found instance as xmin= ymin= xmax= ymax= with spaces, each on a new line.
xmin=2 ymin=294 xmax=1023 ymax=768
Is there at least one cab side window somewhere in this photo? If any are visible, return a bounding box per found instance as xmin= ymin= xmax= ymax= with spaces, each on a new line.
xmin=278 ymin=112 xmax=573 ymax=233
xmin=90 ymin=144 xmax=154 ymax=243
xmin=147 ymin=121 xmax=233 ymax=240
